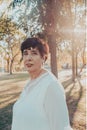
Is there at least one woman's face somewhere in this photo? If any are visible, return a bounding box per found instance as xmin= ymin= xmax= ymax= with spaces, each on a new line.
xmin=23 ymin=47 xmax=44 ymax=73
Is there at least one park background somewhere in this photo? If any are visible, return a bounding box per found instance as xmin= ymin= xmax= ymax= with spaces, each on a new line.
xmin=0 ymin=0 xmax=86 ymax=130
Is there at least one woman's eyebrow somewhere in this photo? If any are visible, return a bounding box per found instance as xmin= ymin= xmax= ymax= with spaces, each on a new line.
xmin=23 ymin=49 xmax=39 ymax=53
xmin=31 ymin=49 xmax=39 ymax=53
xmin=31 ymin=50 xmax=38 ymax=52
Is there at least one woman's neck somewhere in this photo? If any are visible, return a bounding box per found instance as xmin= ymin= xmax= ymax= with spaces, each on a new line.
xmin=29 ymin=69 xmax=46 ymax=80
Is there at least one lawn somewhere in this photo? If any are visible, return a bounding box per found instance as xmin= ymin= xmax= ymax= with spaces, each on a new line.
xmin=0 ymin=72 xmax=86 ymax=130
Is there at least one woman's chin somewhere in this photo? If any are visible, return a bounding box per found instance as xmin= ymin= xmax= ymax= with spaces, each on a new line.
xmin=26 ymin=67 xmax=33 ymax=72
xmin=27 ymin=68 xmax=36 ymax=73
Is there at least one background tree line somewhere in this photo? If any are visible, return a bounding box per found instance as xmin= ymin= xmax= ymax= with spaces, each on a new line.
xmin=0 ymin=0 xmax=86 ymax=81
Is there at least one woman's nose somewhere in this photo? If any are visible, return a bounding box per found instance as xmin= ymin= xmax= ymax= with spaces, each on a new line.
xmin=26 ymin=54 xmax=32 ymax=60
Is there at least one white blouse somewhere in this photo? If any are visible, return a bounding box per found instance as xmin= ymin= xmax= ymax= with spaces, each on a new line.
xmin=11 ymin=71 xmax=73 ymax=130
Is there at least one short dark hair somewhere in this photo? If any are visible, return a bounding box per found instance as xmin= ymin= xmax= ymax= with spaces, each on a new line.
xmin=20 ymin=37 xmax=49 ymax=60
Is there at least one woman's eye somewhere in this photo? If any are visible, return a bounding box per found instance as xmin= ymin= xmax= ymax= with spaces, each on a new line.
xmin=23 ymin=52 xmax=28 ymax=55
xmin=31 ymin=51 xmax=38 ymax=55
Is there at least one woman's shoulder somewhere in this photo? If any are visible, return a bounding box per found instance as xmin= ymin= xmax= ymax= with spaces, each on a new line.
xmin=45 ymin=71 xmax=65 ymax=94
xmin=45 ymin=71 xmax=61 ymax=86
xmin=44 ymin=70 xmax=57 ymax=82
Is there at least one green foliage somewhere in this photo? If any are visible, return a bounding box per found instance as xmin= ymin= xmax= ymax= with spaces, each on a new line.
xmin=0 ymin=18 xmax=18 ymax=40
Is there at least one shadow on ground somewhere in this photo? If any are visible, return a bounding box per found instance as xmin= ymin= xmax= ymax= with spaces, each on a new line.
xmin=0 ymin=102 xmax=14 ymax=130
xmin=0 ymin=89 xmax=21 ymax=130
xmin=0 ymin=73 xmax=27 ymax=130
xmin=62 ymin=78 xmax=86 ymax=130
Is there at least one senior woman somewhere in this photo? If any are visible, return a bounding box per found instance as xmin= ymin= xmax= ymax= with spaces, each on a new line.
xmin=11 ymin=37 xmax=72 ymax=130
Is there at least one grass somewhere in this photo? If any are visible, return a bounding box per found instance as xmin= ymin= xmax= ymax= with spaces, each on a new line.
xmin=0 ymin=72 xmax=86 ymax=130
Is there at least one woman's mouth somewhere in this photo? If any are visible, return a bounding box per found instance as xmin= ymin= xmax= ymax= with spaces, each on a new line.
xmin=26 ymin=63 xmax=33 ymax=68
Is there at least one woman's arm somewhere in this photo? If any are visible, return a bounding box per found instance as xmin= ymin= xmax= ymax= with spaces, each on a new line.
xmin=43 ymin=81 xmax=73 ymax=130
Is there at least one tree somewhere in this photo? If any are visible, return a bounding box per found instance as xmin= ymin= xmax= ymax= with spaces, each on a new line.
xmin=0 ymin=17 xmax=19 ymax=40
xmin=0 ymin=12 xmax=26 ymax=74
xmin=6 ymin=0 xmax=59 ymax=77
xmin=1 ymin=0 xmax=85 ymax=79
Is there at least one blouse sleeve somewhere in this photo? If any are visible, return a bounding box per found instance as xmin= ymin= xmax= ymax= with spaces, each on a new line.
xmin=43 ymin=81 xmax=73 ymax=130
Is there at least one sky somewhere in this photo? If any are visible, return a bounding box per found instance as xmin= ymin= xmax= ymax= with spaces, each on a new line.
xmin=0 ymin=0 xmax=13 ymax=17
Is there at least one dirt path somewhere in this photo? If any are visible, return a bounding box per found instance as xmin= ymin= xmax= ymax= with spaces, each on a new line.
xmin=0 ymin=73 xmax=86 ymax=130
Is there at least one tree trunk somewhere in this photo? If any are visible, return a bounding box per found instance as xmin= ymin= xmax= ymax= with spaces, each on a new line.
xmin=76 ymin=53 xmax=78 ymax=76
xmin=72 ymin=41 xmax=76 ymax=82
xmin=48 ymin=36 xmax=58 ymax=78
xmin=78 ymin=47 xmax=86 ymax=75
xmin=9 ymin=59 xmax=13 ymax=74
xmin=7 ymin=59 xmax=9 ymax=73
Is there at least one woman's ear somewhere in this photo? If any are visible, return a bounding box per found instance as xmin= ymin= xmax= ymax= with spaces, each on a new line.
xmin=43 ymin=55 xmax=47 ymax=62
